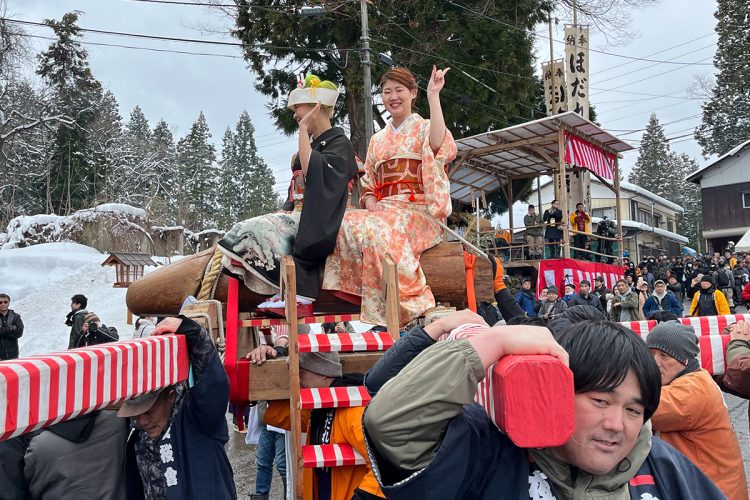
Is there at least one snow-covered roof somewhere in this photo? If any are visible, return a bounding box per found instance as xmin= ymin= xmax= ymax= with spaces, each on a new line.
xmin=590 ymin=217 xmax=689 ymax=244
xmin=535 ymin=177 xmax=684 ymax=213
xmin=686 ymin=137 xmax=750 ymax=183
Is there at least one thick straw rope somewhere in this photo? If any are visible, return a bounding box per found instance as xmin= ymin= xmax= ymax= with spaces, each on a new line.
xmin=198 ymin=248 xmax=224 ymax=301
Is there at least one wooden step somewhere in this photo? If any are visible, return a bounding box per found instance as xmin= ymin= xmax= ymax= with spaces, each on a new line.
xmin=302 ymin=444 xmax=366 ymax=468
xmin=299 ymin=386 xmax=371 ymax=410
xmin=298 ymin=332 xmax=394 ymax=353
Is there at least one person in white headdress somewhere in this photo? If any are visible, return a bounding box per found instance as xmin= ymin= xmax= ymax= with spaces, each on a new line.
xmin=219 ymin=75 xmax=358 ymax=303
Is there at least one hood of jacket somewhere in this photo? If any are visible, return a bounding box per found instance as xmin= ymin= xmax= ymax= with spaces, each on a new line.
xmin=529 ymin=422 xmax=652 ymax=499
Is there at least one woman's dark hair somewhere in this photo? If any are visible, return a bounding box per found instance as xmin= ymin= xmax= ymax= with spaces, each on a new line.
xmin=321 ymin=322 xmax=336 ymax=334
xmin=379 ymin=67 xmax=417 ymax=91
xmin=555 ymin=321 xmax=661 ymax=421
xmin=548 ymin=305 xmax=606 ymax=337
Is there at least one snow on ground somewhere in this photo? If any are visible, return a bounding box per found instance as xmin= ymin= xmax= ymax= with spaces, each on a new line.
xmin=0 ymin=242 xmax=138 ymax=356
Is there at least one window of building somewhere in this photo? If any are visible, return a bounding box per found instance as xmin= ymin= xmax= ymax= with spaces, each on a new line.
xmin=653 ymin=213 xmax=662 ymax=229
xmin=638 ymin=209 xmax=652 ymax=226
xmin=667 ymin=220 xmax=674 ymax=233
xmin=592 ymin=208 xmax=615 ymax=219
xmin=744 ymin=192 xmax=750 ymax=209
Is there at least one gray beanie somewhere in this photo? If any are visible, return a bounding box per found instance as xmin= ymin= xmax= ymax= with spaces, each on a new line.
xmin=646 ymin=321 xmax=699 ymax=365
xmin=299 ymin=352 xmax=342 ymax=378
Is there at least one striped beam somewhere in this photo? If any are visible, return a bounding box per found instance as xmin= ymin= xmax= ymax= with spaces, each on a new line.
xmin=620 ymin=314 xmax=750 ymax=376
xmin=299 ymin=386 xmax=371 ymax=410
xmin=240 ymin=314 xmax=360 ymax=328
xmin=0 ymin=335 xmax=189 ymax=441
xmin=302 ymin=444 xmax=366 ymax=468
xmin=298 ymin=332 xmax=394 ymax=353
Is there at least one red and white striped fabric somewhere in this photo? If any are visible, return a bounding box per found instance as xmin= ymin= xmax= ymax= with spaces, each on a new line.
xmin=447 ymin=323 xmax=498 ymax=419
xmin=302 ymin=444 xmax=366 ymax=468
xmin=298 ymin=332 xmax=394 ymax=353
xmin=564 ymin=131 xmax=615 ymax=180
xmin=299 ymin=386 xmax=371 ymax=410
xmin=0 ymin=335 xmax=189 ymax=441
xmin=620 ymin=314 xmax=750 ymax=376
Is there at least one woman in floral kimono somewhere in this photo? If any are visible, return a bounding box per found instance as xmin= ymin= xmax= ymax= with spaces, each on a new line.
xmin=219 ymin=75 xmax=357 ymax=301
xmin=323 ymin=66 xmax=457 ymax=325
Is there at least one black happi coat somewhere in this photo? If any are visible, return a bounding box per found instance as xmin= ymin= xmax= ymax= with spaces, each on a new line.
xmin=292 ymin=126 xmax=357 ymax=298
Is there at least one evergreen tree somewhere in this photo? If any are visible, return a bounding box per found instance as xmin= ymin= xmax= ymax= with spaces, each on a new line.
xmin=87 ymin=90 xmax=125 ymax=204
xmin=176 ymin=112 xmax=218 ymax=230
xmin=119 ymin=105 xmax=155 ymax=208
xmin=671 ymin=153 xmax=702 ymax=249
xmin=628 ymin=114 xmax=673 ymax=199
xmin=696 ymin=0 xmax=750 ymax=156
xmin=216 ymin=127 xmax=237 ymax=229
xmin=234 ymin=111 xmax=276 ymax=219
xmin=36 ymin=12 xmax=102 ymax=214
xmin=150 ymin=119 xmax=179 ymax=224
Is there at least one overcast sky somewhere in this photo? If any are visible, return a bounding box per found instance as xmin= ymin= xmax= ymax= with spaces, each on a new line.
xmin=12 ymin=0 xmax=719 ymax=200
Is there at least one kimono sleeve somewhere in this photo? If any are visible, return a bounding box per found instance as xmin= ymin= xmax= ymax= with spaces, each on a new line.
xmin=420 ymin=121 xmax=457 ymax=219
xmin=359 ymin=139 xmax=378 ymax=209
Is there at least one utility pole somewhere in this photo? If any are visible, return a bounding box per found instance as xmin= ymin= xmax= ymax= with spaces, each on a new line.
xmin=360 ymin=0 xmax=374 ymax=146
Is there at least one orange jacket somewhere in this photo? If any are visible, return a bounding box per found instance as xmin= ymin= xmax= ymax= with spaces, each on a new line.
xmin=493 ymin=257 xmax=506 ymax=292
xmin=689 ymin=289 xmax=731 ymax=316
xmin=265 ymin=401 xmax=384 ymax=500
xmin=651 ymin=369 xmax=747 ymax=500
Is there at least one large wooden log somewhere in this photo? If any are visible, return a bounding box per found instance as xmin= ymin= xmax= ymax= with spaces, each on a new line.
xmin=126 ymin=242 xmax=493 ymax=318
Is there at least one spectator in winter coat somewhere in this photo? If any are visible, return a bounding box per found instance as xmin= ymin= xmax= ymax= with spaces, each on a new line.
xmin=0 ymin=293 xmax=23 ymax=360
xmin=523 ymin=205 xmax=544 ymax=260
xmin=0 ymin=315 xmax=126 ymax=500
xmin=648 ymin=322 xmax=747 ymax=500
xmin=568 ymin=280 xmax=604 ymax=312
xmin=0 ymin=410 xmax=129 ymax=500
xmin=71 ymin=312 xmax=119 ymax=348
xmin=134 ymin=317 xmax=156 ymax=338
xmin=66 ymin=294 xmax=88 ymax=349
xmin=562 ymin=283 xmax=577 ymax=303
xmin=643 ymin=280 xmax=683 ymax=319
xmin=610 ymin=279 xmax=643 ymax=322
xmin=689 ymin=275 xmax=730 ymax=317
xmin=742 ymin=282 xmax=750 ymax=308
xmin=713 ymin=261 xmax=735 ymax=312
xmin=594 ymin=276 xmax=609 ymax=311
xmin=514 ymin=279 xmax=537 ymax=317
xmin=542 ymin=199 xmax=563 ymax=258
xmin=118 ymin=316 xmax=236 ymax=500
xmin=363 ymin=316 xmax=724 ymax=499
xmin=638 ymin=265 xmax=655 ymax=291
xmin=666 ymin=275 xmax=685 ymax=303
xmin=535 ymin=286 xmax=567 ymax=320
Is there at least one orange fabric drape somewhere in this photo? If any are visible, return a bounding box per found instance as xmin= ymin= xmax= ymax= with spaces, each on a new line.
xmin=464 ymin=251 xmax=477 ymax=312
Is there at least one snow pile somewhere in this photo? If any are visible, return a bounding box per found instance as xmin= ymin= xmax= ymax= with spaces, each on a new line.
xmin=0 ymin=242 xmax=133 ymax=355
xmin=75 ymin=203 xmax=148 ymax=220
xmin=1 ymin=203 xmax=150 ymax=250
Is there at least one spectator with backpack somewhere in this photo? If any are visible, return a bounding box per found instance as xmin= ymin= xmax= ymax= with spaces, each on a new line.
xmin=714 ymin=261 xmax=735 ymax=313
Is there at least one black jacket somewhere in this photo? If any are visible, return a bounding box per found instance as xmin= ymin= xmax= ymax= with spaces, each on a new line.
xmin=0 ymin=310 xmax=24 ymax=360
xmin=568 ymin=292 xmax=604 ymax=312
xmin=74 ymin=324 xmax=119 ymax=348
xmin=124 ymin=317 xmax=235 ymax=500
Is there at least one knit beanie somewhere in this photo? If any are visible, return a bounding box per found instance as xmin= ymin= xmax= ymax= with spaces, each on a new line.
xmin=701 ymin=274 xmax=714 ymax=286
xmin=299 ymin=352 xmax=343 ymax=378
xmin=646 ymin=321 xmax=699 ymax=365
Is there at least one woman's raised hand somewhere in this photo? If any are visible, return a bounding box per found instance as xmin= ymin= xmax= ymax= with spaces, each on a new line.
xmin=427 ymin=65 xmax=450 ymax=95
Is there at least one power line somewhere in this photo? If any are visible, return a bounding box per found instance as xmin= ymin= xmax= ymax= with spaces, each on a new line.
xmin=5 ymin=17 xmax=360 ymax=53
xmin=595 ymin=43 xmax=715 ymax=86
xmin=595 ymin=33 xmax=715 ymax=75
xmin=443 ymin=0 xmax=717 ymax=66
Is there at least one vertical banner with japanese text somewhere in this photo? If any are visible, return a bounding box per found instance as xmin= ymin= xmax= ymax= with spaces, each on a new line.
xmin=542 ymin=59 xmax=567 ymax=115
xmin=564 ymin=25 xmax=590 ymax=119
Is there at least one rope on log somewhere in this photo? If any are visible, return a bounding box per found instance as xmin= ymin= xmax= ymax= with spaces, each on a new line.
xmin=197 ymin=247 xmax=226 ymax=357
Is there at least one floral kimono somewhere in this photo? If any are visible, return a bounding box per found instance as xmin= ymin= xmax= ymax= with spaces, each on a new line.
xmin=322 ymin=113 xmax=457 ymax=325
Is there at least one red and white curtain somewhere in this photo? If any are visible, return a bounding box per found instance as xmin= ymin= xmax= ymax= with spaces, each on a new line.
xmin=564 ymin=131 xmax=615 ymax=180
